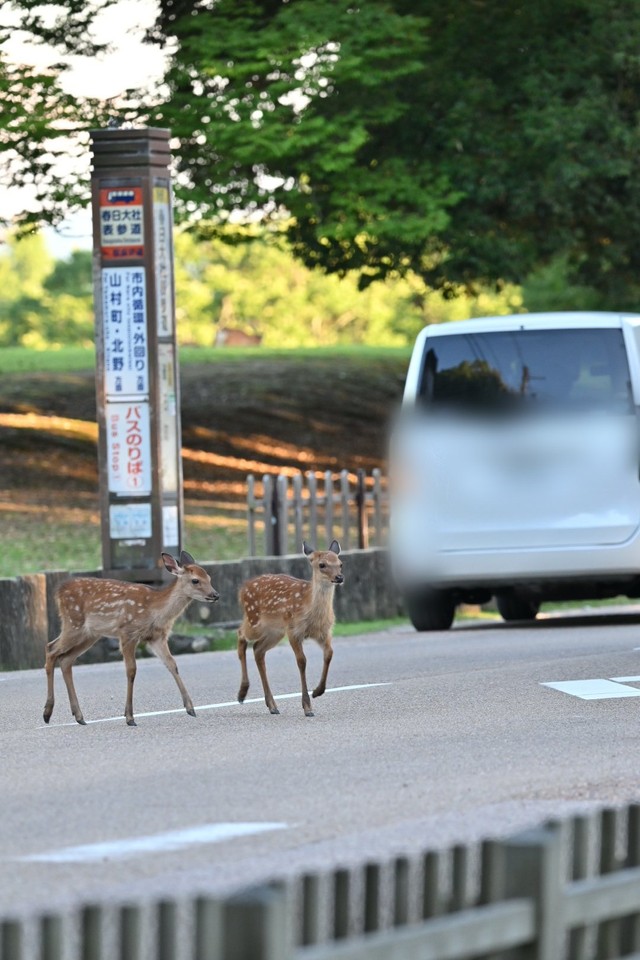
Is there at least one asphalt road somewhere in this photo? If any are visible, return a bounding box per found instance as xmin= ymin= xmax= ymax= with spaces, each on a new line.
xmin=3 ymin=610 xmax=640 ymax=920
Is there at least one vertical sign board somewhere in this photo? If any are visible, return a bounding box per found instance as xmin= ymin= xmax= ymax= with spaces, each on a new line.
xmin=90 ymin=128 xmax=183 ymax=580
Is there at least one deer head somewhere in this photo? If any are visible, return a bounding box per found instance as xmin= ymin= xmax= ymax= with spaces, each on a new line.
xmin=302 ymin=540 xmax=344 ymax=585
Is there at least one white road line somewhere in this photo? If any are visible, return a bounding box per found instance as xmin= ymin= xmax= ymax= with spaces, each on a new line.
xmin=17 ymin=822 xmax=288 ymax=864
xmin=45 ymin=681 xmax=391 ymax=727
xmin=541 ymin=678 xmax=640 ymax=700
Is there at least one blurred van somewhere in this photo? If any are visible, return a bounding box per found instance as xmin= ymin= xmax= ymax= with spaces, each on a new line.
xmin=389 ymin=312 xmax=640 ymax=629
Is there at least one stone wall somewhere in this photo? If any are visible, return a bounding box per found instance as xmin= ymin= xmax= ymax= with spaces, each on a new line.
xmin=0 ymin=549 xmax=404 ymax=671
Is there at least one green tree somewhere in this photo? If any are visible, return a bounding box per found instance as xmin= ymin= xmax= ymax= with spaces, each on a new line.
xmin=5 ymin=0 xmax=640 ymax=304
xmin=0 ymin=234 xmax=94 ymax=346
xmin=172 ymin=229 xmax=522 ymax=348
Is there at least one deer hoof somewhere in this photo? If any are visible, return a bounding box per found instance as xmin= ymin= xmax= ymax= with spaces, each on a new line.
xmin=75 ymin=716 xmax=87 ymax=726
xmin=187 ymin=707 xmax=196 ymax=717
xmin=126 ymin=717 xmax=137 ymax=727
xmin=269 ymin=706 xmax=280 ymax=715
xmin=305 ymin=711 xmax=315 ymax=718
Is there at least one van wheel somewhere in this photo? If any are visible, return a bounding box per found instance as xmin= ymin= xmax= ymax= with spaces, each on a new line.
xmin=405 ymin=590 xmax=456 ymax=631
xmin=495 ymin=590 xmax=540 ymax=622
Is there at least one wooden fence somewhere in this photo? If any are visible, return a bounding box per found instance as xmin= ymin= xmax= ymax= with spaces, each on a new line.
xmin=5 ymin=805 xmax=640 ymax=959
xmin=246 ymin=468 xmax=387 ymax=556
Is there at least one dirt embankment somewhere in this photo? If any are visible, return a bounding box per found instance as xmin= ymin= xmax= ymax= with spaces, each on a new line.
xmin=0 ymin=352 xmax=407 ymax=525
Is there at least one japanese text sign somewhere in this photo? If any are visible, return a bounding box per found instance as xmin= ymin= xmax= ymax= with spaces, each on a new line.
xmin=106 ymin=400 xmax=152 ymax=495
xmin=99 ymin=187 xmax=144 ymax=259
xmin=102 ymin=267 xmax=149 ymax=397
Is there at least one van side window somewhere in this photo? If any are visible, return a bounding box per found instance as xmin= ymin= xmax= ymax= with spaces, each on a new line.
xmin=418 ymin=329 xmax=632 ymax=414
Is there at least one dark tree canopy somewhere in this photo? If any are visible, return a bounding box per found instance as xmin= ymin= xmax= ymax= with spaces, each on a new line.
xmin=4 ymin=0 xmax=640 ymax=301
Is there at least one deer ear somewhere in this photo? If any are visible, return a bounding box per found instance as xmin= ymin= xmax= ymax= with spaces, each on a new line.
xmin=162 ymin=553 xmax=181 ymax=576
xmin=302 ymin=540 xmax=314 ymax=557
xmin=329 ymin=539 xmax=341 ymax=555
xmin=179 ymin=550 xmax=195 ymax=566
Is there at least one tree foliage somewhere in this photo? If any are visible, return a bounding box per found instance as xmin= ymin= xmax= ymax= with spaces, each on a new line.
xmin=4 ymin=0 xmax=640 ymax=302
xmin=0 ymin=229 xmax=522 ymax=348
xmin=0 ymin=235 xmax=95 ymax=346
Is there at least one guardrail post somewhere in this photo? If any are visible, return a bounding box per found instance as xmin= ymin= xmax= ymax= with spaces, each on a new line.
xmin=194 ymin=898 xmax=224 ymax=960
xmin=502 ymin=823 xmax=563 ymax=960
xmin=324 ymin=471 xmax=334 ymax=544
xmin=40 ymin=914 xmax=63 ymax=960
xmin=263 ymin=475 xmax=275 ymax=555
xmin=275 ymin=474 xmax=289 ymax=555
xmin=307 ymin=472 xmax=319 ymax=546
xmin=356 ymin=468 xmax=369 ymax=549
xmin=293 ymin=473 xmax=304 ymax=551
xmin=81 ymin=905 xmax=102 ymax=960
xmin=622 ymin=804 xmax=640 ymax=953
xmin=300 ymin=873 xmax=323 ymax=946
xmin=222 ymin=883 xmax=290 ymax=960
xmin=247 ymin=474 xmax=257 ymax=557
xmin=340 ymin=470 xmax=351 ymax=550
xmin=1 ymin=919 xmax=22 ymax=960
xmin=118 ymin=904 xmax=142 ymax=960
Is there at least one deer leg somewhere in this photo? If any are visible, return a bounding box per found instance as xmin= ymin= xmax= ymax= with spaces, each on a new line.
xmin=237 ymin=628 xmax=250 ymax=703
xmin=43 ymin=637 xmax=60 ymax=724
xmin=146 ymin=635 xmax=196 ymax=719
xmin=59 ymin=650 xmax=86 ymax=725
xmin=312 ymin=636 xmax=334 ymax=699
xmin=253 ymin=635 xmax=281 ymax=714
xmin=288 ymin=634 xmax=313 ymax=717
xmin=50 ymin=629 xmax=100 ymax=725
xmin=120 ymin=638 xmax=139 ymax=726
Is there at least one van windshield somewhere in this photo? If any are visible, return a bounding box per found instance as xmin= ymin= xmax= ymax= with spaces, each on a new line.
xmin=418 ymin=328 xmax=633 ymax=414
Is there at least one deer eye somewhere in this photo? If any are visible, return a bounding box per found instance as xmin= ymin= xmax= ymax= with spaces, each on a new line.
xmin=191 ymin=578 xmax=200 ymax=585
xmin=319 ymin=562 xmax=326 ymax=569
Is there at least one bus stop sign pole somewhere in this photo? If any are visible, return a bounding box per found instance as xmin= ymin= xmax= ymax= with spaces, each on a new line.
xmin=90 ymin=127 xmax=183 ymax=582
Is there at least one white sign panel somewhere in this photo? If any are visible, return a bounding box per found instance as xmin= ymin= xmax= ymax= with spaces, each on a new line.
xmin=158 ymin=343 xmax=179 ymax=494
xmin=102 ymin=267 xmax=149 ymax=397
xmin=109 ymin=502 xmax=152 ymax=540
xmin=153 ymin=183 xmax=174 ymax=337
xmin=106 ymin=400 xmax=152 ymax=495
xmin=163 ymin=505 xmax=179 ymax=547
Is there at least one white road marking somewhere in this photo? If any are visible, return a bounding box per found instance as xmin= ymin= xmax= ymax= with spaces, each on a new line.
xmin=541 ymin=678 xmax=640 ymax=700
xmin=17 ymin=822 xmax=287 ymax=863
xmin=45 ymin=682 xmax=391 ymax=727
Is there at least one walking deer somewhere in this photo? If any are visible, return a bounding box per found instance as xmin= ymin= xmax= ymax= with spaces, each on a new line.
xmin=43 ymin=551 xmax=219 ymax=727
xmin=237 ymin=540 xmax=344 ymax=717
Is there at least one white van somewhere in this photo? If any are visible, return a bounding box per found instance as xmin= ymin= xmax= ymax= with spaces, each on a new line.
xmin=389 ymin=312 xmax=640 ymax=630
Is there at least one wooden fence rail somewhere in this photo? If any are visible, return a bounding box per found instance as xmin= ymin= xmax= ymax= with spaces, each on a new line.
xmin=247 ymin=468 xmax=387 ymax=556
xmin=5 ymin=805 xmax=640 ymax=959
